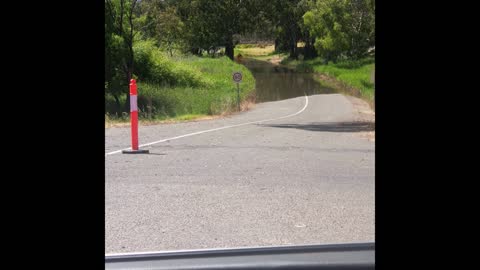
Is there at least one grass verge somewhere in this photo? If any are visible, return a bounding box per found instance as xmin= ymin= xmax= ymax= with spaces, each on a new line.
xmin=105 ymin=55 xmax=255 ymax=126
xmin=281 ymin=57 xmax=375 ymax=109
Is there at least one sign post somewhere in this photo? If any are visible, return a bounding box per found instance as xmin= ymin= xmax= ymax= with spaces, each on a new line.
xmin=122 ymin=79 xmax=149 ymax=154
xmin=233 ymin=72 xmax=242 ymax=111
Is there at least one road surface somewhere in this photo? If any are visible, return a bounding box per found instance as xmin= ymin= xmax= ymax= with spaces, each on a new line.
xmin=105 ymin=93 xmax=375 ymax=254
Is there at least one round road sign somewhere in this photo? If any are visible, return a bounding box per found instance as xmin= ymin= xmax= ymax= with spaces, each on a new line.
xmin=233 ymin=72 xmax=242 ymax=83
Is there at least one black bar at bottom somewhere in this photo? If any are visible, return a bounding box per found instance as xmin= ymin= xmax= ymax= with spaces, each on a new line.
xmin=105 ymin=242 xmax=375 ymax=270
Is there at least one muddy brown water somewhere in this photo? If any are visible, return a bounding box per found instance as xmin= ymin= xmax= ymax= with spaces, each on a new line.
xmin=238 ymin=58 xmax=336 ymax=103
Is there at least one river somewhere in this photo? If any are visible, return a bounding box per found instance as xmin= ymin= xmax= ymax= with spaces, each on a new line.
xmin=238 ymin=58 xmax=336 ymax=103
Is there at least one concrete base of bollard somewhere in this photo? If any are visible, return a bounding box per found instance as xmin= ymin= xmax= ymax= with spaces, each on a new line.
xmin=122 ymin=149 xmax=150 ymax=154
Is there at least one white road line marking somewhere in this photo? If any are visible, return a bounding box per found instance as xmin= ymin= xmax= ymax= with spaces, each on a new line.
xmin=105 ymin=95 xmax=309 ymax=156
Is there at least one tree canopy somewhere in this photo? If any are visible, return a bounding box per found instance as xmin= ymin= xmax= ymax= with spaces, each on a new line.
xmin=105 ymin=0 xmax=375 ymax=110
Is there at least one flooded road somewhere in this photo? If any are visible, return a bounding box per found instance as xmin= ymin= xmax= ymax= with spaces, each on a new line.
xmin=238 ymin=58 xmax=335 ymax=103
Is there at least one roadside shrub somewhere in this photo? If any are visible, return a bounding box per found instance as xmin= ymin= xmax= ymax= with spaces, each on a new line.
xmin=133 ymin=39 xmax=206 ymax=87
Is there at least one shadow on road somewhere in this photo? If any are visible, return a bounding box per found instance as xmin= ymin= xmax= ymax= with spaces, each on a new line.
xmin=259 ymin=121 xmax=375 ymax=133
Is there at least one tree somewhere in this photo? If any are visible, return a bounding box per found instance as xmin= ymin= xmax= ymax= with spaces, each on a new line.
xmin=297 ymin=0 xmax=317 ymax=59
xmin=105 ymin=0 xmax=139 ymax=110
xmin=156 ymin=7 xmax=185 ymax=56
xmin=303 ymin=0 xmax=375 ymax=62
xmin=256 ymin=0 xmax=301 ymax=59
xmin=175 ymin=0 xmax=260 ymax=60
xmin=343 ymin=0 xmax=375 ymax=59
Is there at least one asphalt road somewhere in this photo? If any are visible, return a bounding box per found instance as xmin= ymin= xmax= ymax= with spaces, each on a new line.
xmin=105 ymin=93 xmax=375 ymax=254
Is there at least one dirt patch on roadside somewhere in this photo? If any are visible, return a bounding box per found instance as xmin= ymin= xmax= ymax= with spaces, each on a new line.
xmin=268 ymin=55 xmax=284 ymax=65
xmin=105 ymin=115 xmax=224 ymax=128
xmin=241 ymin=91 xmax=256 ymax=111
xmin=345 ymin=95 xmax=375 ymax=142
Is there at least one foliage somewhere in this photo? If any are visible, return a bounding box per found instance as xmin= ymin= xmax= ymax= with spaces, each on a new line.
xmin=105 ymin=0 xmax=375 ymax=117
xmin=303 ymin=0 xmax=375 ymax=61
xmin=105 ymin=0 xmax=140 ymax=109
xmin=133 ymin=39 xmax=205 ymax=87
xmin=282 ymin=56 xmax=375 ymax=100
xmin=106 ymin=52 xmax=255 ymax=119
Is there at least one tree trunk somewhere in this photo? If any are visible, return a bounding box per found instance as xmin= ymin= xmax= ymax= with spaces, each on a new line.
xmin=124 ymin=58 xmax=133 ymax=112
xmin=304 ymin=41 xmax=311 ymax=59
xmin=303 ymin=35 xmax=317 ymax=60
xmin=123 ymin=59 xmax=132 ymax=112
xmin=289 ymin=39 xmax=297 ymax=59
xmin=124 ymin=80 xmax=130 ymax=113
xmin=225 ymin=42 xmax=234 ymax=61
xmin=120 ymin=61 xmax=131 ymax=112
xmin=225 ymin=45 xmax=234 ymax=60
xmin=323 ymin=52 xmax=330 ymax=65
xmin=168 ymin=43 xmax=173 ymax=57
xmin=124 ymin=0 xmax=136 ymax=113
xmin=113 ymin=94 xmax=121 ymax=112
xmin=147 ymin=97 xmax=152 ymax=119
xmin=289 ymin=29 xmax=298 ymax=59
xmin=191 ymin=47 xmax=201 ymax=55
xmin=225 ymin=36 xmax=234 ymax=61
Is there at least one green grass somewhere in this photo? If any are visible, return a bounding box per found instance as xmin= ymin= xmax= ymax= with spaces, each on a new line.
xmin=282 ymin=57 xmax=375 ymax=102
xmin=173 ymin=114 xmax=205 ymax=121
xmin=233 ymin=43 xmax=375 ymax=104
xmin=252 ymin=52 xmax=289 ymax=61
xmin=105 ymin=54 xmax=255 ymax=123
xmin=234 ymin=44 xmax=275 ymax=57
xmin=234 ymin=44 xmax=288 ymax=64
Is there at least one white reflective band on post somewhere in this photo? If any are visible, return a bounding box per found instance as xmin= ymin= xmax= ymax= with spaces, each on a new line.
xmin=130 ymin=95 xmax=138 ymax=112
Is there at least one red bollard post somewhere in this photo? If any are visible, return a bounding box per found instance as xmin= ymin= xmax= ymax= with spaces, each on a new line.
xmin=122 ymin=79 xmax=149 ymax=154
